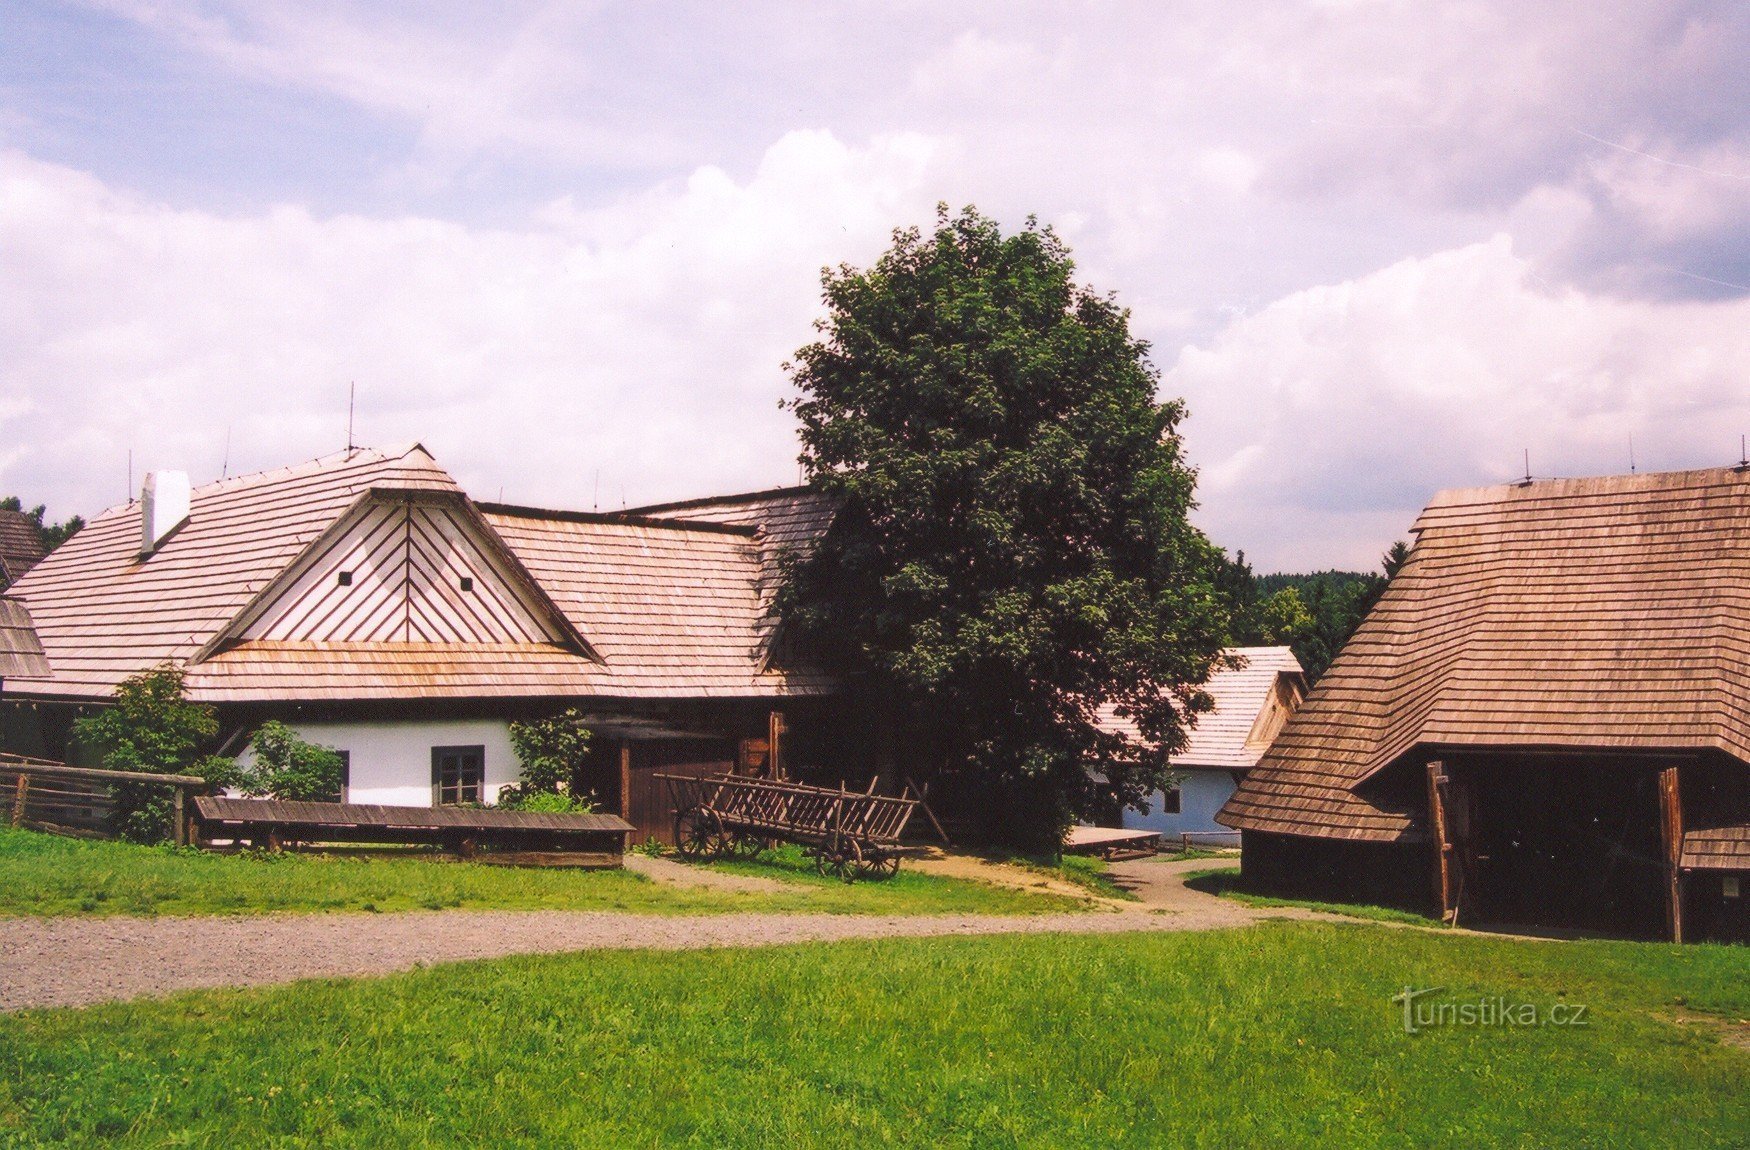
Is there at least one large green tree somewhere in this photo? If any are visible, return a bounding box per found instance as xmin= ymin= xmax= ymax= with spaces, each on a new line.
xmin=780 ymin=206 xmax=1231 ymax=847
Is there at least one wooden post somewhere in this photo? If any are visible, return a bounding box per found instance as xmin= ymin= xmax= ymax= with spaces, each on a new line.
xmin=11 ymin=773 xmax=27 ymax=827
xmin=172 ymin=786 xmax=186 ymax=847
xmin=1425 ymin=760 xmax=1456 ymax=923
xmin=768 ymin=710 xmax=786 ymax=781
xmin=618 ymin=741 xmax=632 ymax=822
xmin=1659 ymin=764 xmax=1685 ymax=944
xmin=903 ymin=774 xmax=952 ymax=846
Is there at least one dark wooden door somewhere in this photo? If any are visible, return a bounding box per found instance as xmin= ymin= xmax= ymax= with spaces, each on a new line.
xmin=624 ymin=739 xmax=736 ymax=845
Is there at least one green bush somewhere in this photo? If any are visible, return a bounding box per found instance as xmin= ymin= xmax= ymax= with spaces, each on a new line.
xmin=503 ymin=709 xmax=596 ymax=809
xmin=497 ymin=789 xmax=595 ymax=814
xmin=70 ymin=665 xmax=233 ymax=842
xmin=235 ymin=722 xmax=345 ymax=802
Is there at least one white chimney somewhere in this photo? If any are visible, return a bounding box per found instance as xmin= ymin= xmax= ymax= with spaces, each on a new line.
xmin=140 ymin=470 xmax=191 ymax=556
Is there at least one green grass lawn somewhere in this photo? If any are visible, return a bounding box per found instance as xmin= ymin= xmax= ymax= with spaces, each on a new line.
xmin=0 ymin=827 xmax=1087 ymax=918
xmin=2 ymin=922 xmax=1746 ymax=1146
xmin=1186 ymin=865 xmax=1442 ymax=926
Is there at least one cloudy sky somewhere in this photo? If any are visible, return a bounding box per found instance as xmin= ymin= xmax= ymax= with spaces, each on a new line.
xmin=3 ymin=1 xmax=1747 ymax=569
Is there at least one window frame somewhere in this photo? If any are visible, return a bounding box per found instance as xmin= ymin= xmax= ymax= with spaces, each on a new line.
xmin=431 ymin=744 xmax=486 ymax=806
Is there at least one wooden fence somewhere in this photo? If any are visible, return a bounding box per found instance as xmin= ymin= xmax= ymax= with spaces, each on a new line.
xmin=1 ymin=756 xmax=208 ymax=845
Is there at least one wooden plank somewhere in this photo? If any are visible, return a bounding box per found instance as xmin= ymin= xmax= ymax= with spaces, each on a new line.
xmin=1426 ymin=760 xmax=1456 ymax=923
xmin=1659 ymin=764 xmax=1685 ymax=943
xmin=0 ymin=761 xmax=206 ymax=788
xmin=10 ymin=773 xmax=26 ymax=827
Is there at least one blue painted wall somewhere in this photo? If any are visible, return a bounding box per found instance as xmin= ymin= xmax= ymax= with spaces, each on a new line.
xmin=1120 ymin=771 xmax=1240 ymax=841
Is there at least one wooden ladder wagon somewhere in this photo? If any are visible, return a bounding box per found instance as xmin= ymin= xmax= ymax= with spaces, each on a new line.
xmin=657 ymin=773 xmax=918 ymax=881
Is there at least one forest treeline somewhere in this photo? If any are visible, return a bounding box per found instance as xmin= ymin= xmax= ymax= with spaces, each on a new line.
xmin=1224 ymin=542 xmax=1409 ymax=682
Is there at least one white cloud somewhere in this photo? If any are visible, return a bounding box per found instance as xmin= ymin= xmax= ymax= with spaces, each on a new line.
xmin=0 ymin=131 xmax=940 ymax=518
xmin=1172 ymin=235 xmax=1750 ymax=570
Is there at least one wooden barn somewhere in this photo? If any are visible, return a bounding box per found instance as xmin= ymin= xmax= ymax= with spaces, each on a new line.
xmin=1219 ymin=465 xmax=1750 ymax=941
xmin=0 ymin=445 xmax=839 ymax=845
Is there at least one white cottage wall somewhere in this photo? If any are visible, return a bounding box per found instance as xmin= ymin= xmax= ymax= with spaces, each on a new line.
xmin=234 ymin=719 xmax=521 ymax=807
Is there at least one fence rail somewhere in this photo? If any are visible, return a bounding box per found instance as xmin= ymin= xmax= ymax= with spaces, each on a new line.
xmin=1 ymin=756 xmax=207 ymax=845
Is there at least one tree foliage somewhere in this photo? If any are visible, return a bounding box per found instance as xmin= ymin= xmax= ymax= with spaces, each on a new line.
xmin=0 ymin=496 xmax=84 ymax=553
xmin=1225 ymin=541 xmax=1411 ymax=681
xmin=502 ymin=709 xmax=595 ymax=810
xmin=234 ymin=721 xmax=345 ymax=802
xmin=70 ymin=664 xmax=230 ymax=841
xmin=780 ymin=205 xmax=1231 ymax=848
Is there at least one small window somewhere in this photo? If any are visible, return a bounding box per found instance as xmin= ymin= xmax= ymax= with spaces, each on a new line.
xmin=337 ymin=570 xmax=353 ymax=586
xmin=1160 ymin=785 xmax=1183 ymax=816
xmin=459 ymin=576 xmax=474 ymax=592
xmin=432 ymin=745 xmax=485 ymax=806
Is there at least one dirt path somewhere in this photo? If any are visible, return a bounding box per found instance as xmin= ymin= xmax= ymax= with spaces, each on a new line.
xmin=0 ymin=857 xmax=1309 ymax=1012
xmin=621 ymin=852 xmax=790 ymax=893
xmin=903 ymin=847 xmax=1133 ymax=905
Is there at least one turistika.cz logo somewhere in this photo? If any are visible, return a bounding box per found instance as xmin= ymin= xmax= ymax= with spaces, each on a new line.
xmin=1391 ymin=986 xmax=1590 ymax=1035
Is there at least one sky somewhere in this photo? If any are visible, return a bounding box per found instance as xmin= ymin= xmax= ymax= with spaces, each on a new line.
xmin=2 ymin=1 xmax=1747 ymax=570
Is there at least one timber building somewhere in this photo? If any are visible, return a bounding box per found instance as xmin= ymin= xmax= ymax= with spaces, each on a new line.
xmin=0 ymin=445 xmax=837 ymax=843
xmin=1219 ymin=465 xmax=1750 ymax=941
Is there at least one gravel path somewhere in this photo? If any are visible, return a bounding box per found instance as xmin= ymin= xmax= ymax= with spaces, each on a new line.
xmin=0 ymin=906 xmax=1274 ymax=1012
xmin=0 ymin=857 xmax=1300 ymax=1013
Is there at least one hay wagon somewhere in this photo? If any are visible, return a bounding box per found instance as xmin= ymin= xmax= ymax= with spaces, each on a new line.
xmin=657 ymin=773 xmax=917 ymax=881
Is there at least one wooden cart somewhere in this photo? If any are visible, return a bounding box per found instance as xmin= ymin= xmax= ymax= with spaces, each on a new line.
xmin=657 ymin=773 xmax=917 ymax=881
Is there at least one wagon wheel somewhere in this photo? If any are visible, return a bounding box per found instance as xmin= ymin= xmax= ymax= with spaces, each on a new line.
xmin=674 ymin=808 xmax=725 ymax=861
xmin=853 ymin=844 xmax=900 ymax=881
xmin=825 ymin=837 xmax=862 ymax=883
xmin=729 ymin=832 xmax=766 ymax=860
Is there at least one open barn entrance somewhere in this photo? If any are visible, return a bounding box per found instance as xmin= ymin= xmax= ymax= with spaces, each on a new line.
xmin=1452 ymin=756 xmax=1668 ymax=938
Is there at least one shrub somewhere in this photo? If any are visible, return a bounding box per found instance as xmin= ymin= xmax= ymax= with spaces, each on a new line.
xmin=71 ymin=665 xmax=233 ymax=842
xmin=507 ymin=709 xmax=594 ymax=797
xmin=235 ymin=722 xmax=345 ymax=802
xmin=497 ymin=788 xmax=595 ymax=814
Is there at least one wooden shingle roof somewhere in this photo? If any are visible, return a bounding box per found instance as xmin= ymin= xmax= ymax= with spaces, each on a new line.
xmin=0 ymin=598 xmax=50 ymax=680
xmin=1095 ymin=646 xmax=1305 ymax=771
xmin=0 ymin=511 xmax=47 ymax=588
xmin=6 ymin=446 xmax=836 ymax=704
xmin=1220 ymin=466 xmax=1750 ymax=843
xmin=483 ymin=506 xmax=834 ymax=697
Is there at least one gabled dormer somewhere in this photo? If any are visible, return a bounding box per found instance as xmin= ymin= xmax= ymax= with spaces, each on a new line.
xmin=199 ymin=488 xmax=598 ymax=658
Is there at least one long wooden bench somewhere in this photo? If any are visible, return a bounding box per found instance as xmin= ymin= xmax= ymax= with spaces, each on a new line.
xmin=1063 ymin=824 xmax=1163 ymax=861
xmin=193 ymin=796 xmax=634 ymax=868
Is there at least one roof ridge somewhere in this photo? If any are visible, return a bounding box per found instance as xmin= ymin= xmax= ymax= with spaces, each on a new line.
xmin=81 ymin=443 xmax=437 ymax=523
xmin=1424 ymin=463 xmax=1750 ymax=511
xmin=476 ymin=502 xmax=760 ymax=536
xmin=622 ymin=484 xmax=818 ymax=516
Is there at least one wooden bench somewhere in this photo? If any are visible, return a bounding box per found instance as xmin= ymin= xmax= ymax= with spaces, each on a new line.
xmin=1063 ymin=824 xmax=1163 ymax=861
xmin=193 ymin=796 xmax=634 ymax=868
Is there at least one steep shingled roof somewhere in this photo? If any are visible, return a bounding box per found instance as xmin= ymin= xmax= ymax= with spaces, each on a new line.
xmin=0 ymin=510 xmax=48 ymax=588
xmin=6 ymin=448 xmax=837 ymax=703
xmin=628 ymin=486 xmax=840 ymax=670
xmin=0 ymin=598 xmax=50 ymax=680
xmin=1096 ymin=646 xmax=1305 ymax=771
xmin=1220 ymin=466 xmax=1750 ymax=843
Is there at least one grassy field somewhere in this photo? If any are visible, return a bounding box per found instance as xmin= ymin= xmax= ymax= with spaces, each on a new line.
xmin=2 ymin=922 xmax=1746 ymax=1146
xmin=1186 ymin=865 xmax=1441 ymax=925
xmin=0 ymin=827 xmax=1089 ymax=918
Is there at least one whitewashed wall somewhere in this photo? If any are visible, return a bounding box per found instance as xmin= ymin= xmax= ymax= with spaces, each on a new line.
xmin=1120 ymin=771 xmax=1240 ymax=841
xmin=234 ymin=719 xmax=521 ymax=807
